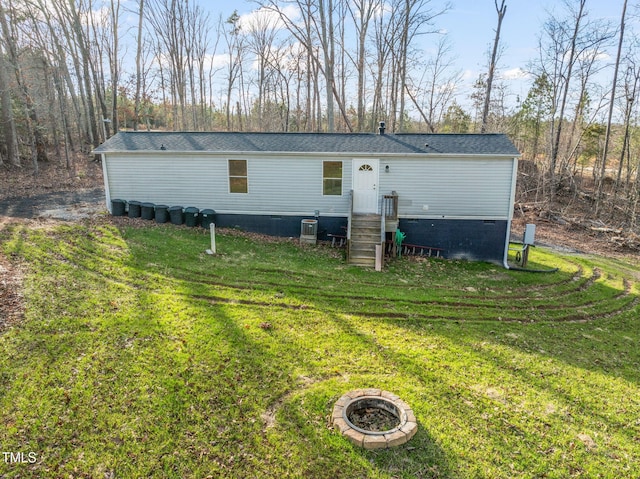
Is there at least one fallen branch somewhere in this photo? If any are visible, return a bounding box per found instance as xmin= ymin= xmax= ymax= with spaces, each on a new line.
xmin=590 ymin=227 xmax=623 ymax=234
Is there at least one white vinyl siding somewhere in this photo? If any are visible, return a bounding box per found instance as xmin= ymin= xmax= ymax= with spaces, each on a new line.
xmin=377 ymin=158 xmax=515 ymax=219
xmin=104 ymin=153 xmax=351 ymax=215
xmin=104 ymin=154 xmax=221 ymax=207
xmin=103 ymin=153 xmax=515 ymax=219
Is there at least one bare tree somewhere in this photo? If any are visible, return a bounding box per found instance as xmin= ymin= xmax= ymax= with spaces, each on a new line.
xmin=0 ymin=0 xmax=47 ymax=170
xmin=146 ymin=0 xmax=188 ymax=129
xmin=596 ymin=0 xmax=627 ymax=213
xmin=615 ymin=56 xmax=639 ymax=203
xmin=184 ymin=3 xmax=210 ymax=130
xmin=373 ymin=0 xmax=448 ymax=132
xmin=534 ymin=0 xmax=613 ymax=199
xmin=0 ymin=6 xmax=19 ymax=166
xmin=346 ymin=0 xmax=380 ymax=131
xmin=407 ymin=35 xmax=462 ymax=132
xmin=109 ymin=0 xmax=122 ymax=133
xmin=219 ymin=11 xmax=245 ymax=130
xmin=481 ymin=0 xmax=506 ymax=133
xmin=258 ymin=0 xmax=356 ymax=132
xmin=66 ymin=0 xmax=100 ymax=146
xmin=133 ymin=0 xmax=145 ymax=131
xmin=244 ymin=8 xmax=280 ymax=129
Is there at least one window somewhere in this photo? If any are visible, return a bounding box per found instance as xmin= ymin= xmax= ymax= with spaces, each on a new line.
xmin=323 ymin=161 xmax=342 ymax=196
xmin=229 ymin=159 xmax=248 ymax=193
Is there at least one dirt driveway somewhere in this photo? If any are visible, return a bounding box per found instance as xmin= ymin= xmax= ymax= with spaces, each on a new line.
xmin=0 ymin=187 xmax=106 ymax=220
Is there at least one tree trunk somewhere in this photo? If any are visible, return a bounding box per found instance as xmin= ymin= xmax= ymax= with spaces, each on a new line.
xmin=0 ymin=1 xmax=47 ymax=164
xmin=596 ymin=0 xmax=627 ymax=213
xmin=549 ymin=0 xmax=586 ymax=195
xmin=481 ymin=0 xmax=506 ymax=133
xmin=134 ymin=0 xmax=145 ymax=131
xmin=318 ymin=0 xmax=335 ymax=132
xmin=0 ymin=33 xmax=20 ymax=166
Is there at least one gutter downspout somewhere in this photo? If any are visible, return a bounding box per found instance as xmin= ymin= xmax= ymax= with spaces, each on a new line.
xmin=347 ymin=190 xmax=354 ymax=263
xmin=503 ymin=155 xmax=520 ymax=269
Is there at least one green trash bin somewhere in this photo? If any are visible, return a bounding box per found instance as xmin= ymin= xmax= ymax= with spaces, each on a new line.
xmin=128 ymin=201 xmax=142 ymax=218
xmin=184 ymin=207 xmax=199 ymax=227
xmin=155 ymin=205 xmax=169 ymax=224
xmin=169 ymin=206 xmax=183 ymax=225
xmin=141 ymin=202 xmax=155 ymax=220
xmin=111 ymin=199 xmax=126 ymax=216
xmin=200 ymin=209 xmax=216 ymax=228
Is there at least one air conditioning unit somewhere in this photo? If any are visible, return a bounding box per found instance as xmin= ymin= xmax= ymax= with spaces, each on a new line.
xmin=300 ymin=219 xmax=318 ymax=244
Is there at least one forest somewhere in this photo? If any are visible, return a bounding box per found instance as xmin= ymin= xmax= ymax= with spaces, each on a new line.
xmin=1 ymin=0 xmax=640 ymax=236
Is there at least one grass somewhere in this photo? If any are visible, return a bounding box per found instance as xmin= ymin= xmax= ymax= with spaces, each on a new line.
xmin=1 ymin=220 xmax=639 ymax=478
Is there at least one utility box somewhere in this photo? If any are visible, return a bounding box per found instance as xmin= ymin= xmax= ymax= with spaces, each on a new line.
xmin=523 ymin=224 xmax=536 ymax=245
xmin=300 ymin=219 xmax=318 ymax=245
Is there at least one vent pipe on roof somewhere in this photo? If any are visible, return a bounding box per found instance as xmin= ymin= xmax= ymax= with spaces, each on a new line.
xmin=378 ymin=121 xmax=386 ymax=135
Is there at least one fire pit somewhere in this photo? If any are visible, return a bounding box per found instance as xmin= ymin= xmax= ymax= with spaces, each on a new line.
xmin=331 ymin=388 xmax=417 ymax=449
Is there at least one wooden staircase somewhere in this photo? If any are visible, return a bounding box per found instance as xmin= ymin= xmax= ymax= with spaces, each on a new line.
xmin=346 ymin=191 xmax=399 ymax=268
xmin=348 ymin=214 xmax=381 ymax=267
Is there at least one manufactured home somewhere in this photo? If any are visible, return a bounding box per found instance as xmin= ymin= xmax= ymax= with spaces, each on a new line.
xmin=94 ymin=130 xmax=520 ymax=267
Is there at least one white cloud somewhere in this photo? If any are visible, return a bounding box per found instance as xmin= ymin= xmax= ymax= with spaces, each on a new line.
xmin=239 ymin=5 xmax=298 ymax=34
xmin=501 ymin=68 xmax=531 ymax=80
xmin=207 ymin=53 xmax=231 ymax=71
xmin=461 ymin=69 xmax=479 ymax=81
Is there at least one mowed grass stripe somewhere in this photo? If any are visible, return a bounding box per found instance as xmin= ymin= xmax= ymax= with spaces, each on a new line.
xmin=20 ymin=223 xmax=637 ymax=324
xmin=1 ymin=222 xmax=640 ymax=479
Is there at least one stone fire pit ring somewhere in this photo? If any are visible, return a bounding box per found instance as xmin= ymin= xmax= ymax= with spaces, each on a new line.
xmin=331 ymin=388 xmax=418 ymax=450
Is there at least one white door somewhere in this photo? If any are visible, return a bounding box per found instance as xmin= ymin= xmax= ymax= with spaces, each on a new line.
xmin=352 ymin=159 xmax=379 ymax=213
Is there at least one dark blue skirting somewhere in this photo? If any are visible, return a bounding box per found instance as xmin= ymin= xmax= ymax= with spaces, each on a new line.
xmin=212 ymin=214 xmax=508 ymax=263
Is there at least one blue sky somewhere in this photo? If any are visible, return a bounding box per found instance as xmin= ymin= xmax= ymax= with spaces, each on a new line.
xmin=198 ymin=0 xmax=627 ymax=109
xmin=440 ymin=0 xmax=625 ymax=102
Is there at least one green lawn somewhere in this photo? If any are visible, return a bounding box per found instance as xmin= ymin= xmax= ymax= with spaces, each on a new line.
xmin=1 ymin=221 xmax=639 ymax=478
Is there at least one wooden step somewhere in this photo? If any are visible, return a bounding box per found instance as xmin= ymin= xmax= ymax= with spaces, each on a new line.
xmin=349 ymin=256 xmax=376 ymax=267
xmin=348 ymin=214 xmax=382 ymax=267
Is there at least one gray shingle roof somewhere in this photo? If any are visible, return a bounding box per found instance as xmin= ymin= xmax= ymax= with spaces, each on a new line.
xmin=93 ymin=131 xmax=520 ymax=156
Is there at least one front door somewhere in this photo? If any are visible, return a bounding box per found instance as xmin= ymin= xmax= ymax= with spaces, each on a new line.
xmin=352 ymin=159 xmax=379 ymax=213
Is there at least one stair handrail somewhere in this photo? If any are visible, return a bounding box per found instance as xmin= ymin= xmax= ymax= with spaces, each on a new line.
xmin=346 ymin=190 xmax=354 ymax=263
xmin=347 ymin=189 xmax=354 ymax=241
xmin=383 ymin=191 xmax=399 ymax=221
